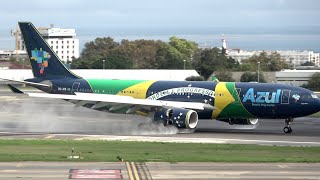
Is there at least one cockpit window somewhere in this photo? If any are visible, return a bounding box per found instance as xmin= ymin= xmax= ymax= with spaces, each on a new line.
xmin=301 ymin=94 xmax=318 ymax=100
xmin=301 ymin=94 xmax=312 ymax=99
xmin=311 ymin=94 xmax=319 ymax=99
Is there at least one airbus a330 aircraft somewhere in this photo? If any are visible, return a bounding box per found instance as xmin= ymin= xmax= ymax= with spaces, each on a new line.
xmin=2 ymin=22 xmax=320 ymax=133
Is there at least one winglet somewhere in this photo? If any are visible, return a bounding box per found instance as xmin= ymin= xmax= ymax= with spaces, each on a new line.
xmin=7 ymin=84 xmax=24 ymax=94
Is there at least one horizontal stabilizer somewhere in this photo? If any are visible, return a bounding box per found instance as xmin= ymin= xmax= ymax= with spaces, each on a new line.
xmin=7 ymin=84 xmax=24 ymax=94
xmin=0 ymin=78 xmax=50 ymax=88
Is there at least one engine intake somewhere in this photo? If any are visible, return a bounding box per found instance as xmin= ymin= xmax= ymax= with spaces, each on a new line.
xmin=154 ymin=108 xmax=199 ymax=129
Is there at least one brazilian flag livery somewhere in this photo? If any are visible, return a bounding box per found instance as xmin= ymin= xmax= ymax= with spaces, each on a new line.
xmin=18 ymin=21 xmax=320 ymax=125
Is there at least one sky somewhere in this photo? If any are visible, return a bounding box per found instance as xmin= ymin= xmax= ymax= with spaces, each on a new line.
xmin=1 ymin=0 xmax=320 ymax=51
xmin=1 ymin=0 xmax=320 ymax=35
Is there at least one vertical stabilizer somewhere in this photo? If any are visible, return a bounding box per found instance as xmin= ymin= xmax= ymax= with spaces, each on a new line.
xmin=19 ymin=22 xmax=80 ymax=79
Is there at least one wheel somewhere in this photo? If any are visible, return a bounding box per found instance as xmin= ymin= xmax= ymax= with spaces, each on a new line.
xmin=283 ymin=127 xmax=292 ymax=133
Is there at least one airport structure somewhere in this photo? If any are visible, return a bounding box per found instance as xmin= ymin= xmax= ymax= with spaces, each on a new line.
xmin=11 ymin=25 xmax=79 ymax=62
xmin=214 ymin=69 xmax=320 ymax=86
xmin=0 ymin=50 xmax=27 ymax=61
xmin=275 ymin=69 xmax=320 ymax=86
xmin=221 ymin=38 xmax=320 ymax=67
xmin=227 ymin=49 xmax=320 ymax=67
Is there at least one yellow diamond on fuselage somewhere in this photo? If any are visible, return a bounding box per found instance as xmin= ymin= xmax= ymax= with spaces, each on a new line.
xmin=212 ymin=82 xmax=235 ymax=119
xmin=116 ymin=80 xmax=157 ymax=99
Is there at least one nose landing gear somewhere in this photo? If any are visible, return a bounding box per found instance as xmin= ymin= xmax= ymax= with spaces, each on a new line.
xmin=284 ymin=118 xmax=293 ymax=133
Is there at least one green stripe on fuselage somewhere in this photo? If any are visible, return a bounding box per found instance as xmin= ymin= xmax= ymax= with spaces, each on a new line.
xmin=86 ymin=79 xmax=146 ymax=94
xmin=218 ymin=82 xmax=255 ymax=118
xmin=225 ymin=82 xmax=240 ymax=101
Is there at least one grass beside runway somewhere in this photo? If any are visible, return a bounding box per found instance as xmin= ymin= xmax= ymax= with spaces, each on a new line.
xmin=310 ymin=111 xmax=320 ymax=118
xmin=0 ymin=140 xmax=320 ymax=162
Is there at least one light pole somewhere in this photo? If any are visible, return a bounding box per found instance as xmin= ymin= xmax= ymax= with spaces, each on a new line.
xmin=183 ymin=60 xmax=186 ymax=70
xmin=102 ymin=60 xmax=105 ymax=69
xmin=257 ymin=61 xmax=260 ymax=83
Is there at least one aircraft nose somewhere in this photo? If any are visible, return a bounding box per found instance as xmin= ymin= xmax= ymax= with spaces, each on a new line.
xmin=317 ymin=99 xmax=320 ymax=112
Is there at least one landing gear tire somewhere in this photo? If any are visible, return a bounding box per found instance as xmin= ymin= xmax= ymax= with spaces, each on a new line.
xmin=284 ymin=118 xmax=293 ymax=133
xmin=283 ymin=126 xmax=292 ymax=133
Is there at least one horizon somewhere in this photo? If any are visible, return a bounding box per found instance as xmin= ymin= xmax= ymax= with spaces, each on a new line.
xmin=2 ymin=29 xmax=320 ymax=52
xmin=1 ymin=0 xmax=320 ymax=51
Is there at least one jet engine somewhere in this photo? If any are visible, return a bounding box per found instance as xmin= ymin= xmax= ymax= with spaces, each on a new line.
xmin=217 ymin=118 xmax=259 ymax=125
xmin=153 ymin=108 xmax=199 ymax=129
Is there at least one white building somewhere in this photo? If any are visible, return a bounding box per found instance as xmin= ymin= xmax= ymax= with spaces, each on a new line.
xmin=228 ymin=50 xmax=320 ymax=66
xmin=227 ymin=50 xmax=256 ymax=63
xmin=277 ymin=50 xmax=319 ymax=67
xmin=16 ymin=26 xmax=79 ymax=62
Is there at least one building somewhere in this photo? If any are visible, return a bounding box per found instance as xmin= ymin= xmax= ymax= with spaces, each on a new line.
xmin=227 ymin=49 xmax=320 ymax=67
xmin=221 ymin=38 xmax=320 ymax=66
xmin=275 ymin=69 xmax=320 ymax=86
xmin=210 ymin=69 xmax=320 ymax=87
xmin=227 ymin=50 xmax=256 ymax=63
xmin=277 ymin=50 xmax=320 ymax=67
xmin=14 ymin=25 xmax=79 ymax=62
xmin=0 ymin=50 xmax=28 ymax=61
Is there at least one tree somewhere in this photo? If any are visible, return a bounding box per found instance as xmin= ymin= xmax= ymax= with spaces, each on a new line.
xmin=238 ymin=63 xmax=256 ymax=71
xmin=185 ymin=76 xmax=205 ymax=81
xmin=81 ymin=37 xmax=119 ymax=58
xmin=90 ymin=54 xmax=133 ymax=69
xmin=154 ymin=36 xmax=200 ymax=69
xmin=300 ymin=61 xmax=315 ymax=66
xmin=240 ymin=52 xmax=289 ymax=71
xmin=71 ymin=36 xmax=201 ymax=70
xmin=240 ymin=71 xmax=266 ymax=82
xmin=193 ymin=47 xmax=239 ymax=79
xmin=169 ymin=36 xmax=198 ymax=59
xmin=72 ymin=37 xmax=119 ymax=69
xmin=117 ymin=39 xmax=163 ymax=69
xmin=156 ymin=43 xmax=186 ymax=69
xmin=240 ymin=72 xmax=256 ymax=82
xmin=213 ymin=69 xmax=234 ymax=82
xmin=305 ymin=72 xmax=320 ymax=88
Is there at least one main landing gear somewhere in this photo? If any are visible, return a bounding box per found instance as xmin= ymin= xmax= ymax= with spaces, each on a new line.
xmin=283 ymin=118 xmax=294 ymax=133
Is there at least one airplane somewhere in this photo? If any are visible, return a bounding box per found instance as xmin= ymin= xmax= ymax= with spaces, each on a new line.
xmin=2 ymin=22 xmax=320 ymax=134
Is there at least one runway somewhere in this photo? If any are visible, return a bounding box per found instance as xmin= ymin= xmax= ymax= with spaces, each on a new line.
xmin=0 ymin=162 xmax=320 ymax=180
xmin=0 ymin=91 xmax=320 ymax=146
xmin=1 ymin=91 xmax=320 ymax=179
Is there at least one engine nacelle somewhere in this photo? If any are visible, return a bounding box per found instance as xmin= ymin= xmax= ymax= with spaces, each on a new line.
xmin=153 ymin=108 xmax=199 ymax=129
xmin=217 ymin=118 xmax=259 ymax=125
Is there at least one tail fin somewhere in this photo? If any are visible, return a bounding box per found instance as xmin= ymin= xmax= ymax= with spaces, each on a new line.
xmin=19 ymin=22 xmax=80 ymax=79
xmin=211 ymin=76 xmax=220 ymax=82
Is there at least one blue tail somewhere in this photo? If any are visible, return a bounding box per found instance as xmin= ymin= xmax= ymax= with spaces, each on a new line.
xmin=19 ymin=22 xmax=80 ymax=79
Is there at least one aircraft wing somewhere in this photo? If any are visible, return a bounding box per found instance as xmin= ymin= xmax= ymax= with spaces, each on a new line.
xmin=27 ymin=92 xmax=215 ymax=112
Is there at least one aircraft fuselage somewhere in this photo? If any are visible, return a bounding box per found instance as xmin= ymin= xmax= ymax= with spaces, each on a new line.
xmin=27 ymin=78 xmax=320 ymax=120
